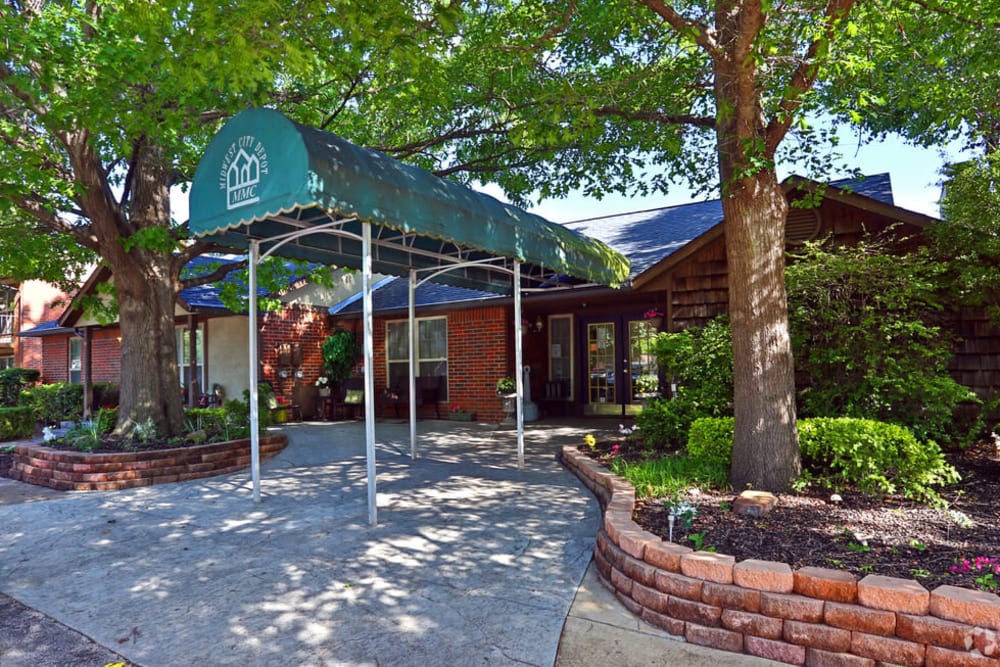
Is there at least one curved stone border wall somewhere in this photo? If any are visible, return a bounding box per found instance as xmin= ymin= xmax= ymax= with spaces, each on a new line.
xmin=9 ymin=435 xmax=288 ymax=491
xmin=561 ymin=446 xmax=1000 ymax=667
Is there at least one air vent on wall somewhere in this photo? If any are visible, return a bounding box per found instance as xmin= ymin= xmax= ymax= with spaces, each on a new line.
xmin=785 ymin=207 xmax=822 ymax=244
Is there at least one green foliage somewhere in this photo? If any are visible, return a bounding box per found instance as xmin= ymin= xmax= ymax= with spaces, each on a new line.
xmin=24 ymin=383 xmax=84 ymax=424
xmin=637 ymin=317 xmax=733 ymax=448
xmin=685 ymin=415 xmax=959 ymax=506
xmin=933 ymin=153 xmax=1000 ymax=324
xmin=496 ymin=377 xmax=516 ymax=394
xmin=798 ymin=418 xmax=959 ymax=507
xmin=609 ymin=454 xmax=729 ymax=499
xmin=0 ymin=407 xmax=35 ymax=441
xmin=95 ymin=408 xmax=118 ymax=434
xmin=0 ymin=367 xmax=40 ymax=407
xmin=65 ymin=420 xmax=104 ymax=452
xmin=185 ymin=408 xmax=228 ymax=434
xmin=322 ymin=327 xmax=361 ymax=384
xmin=686 ymin=417 xmax=736 ymax=467
xmin=786 ymin=237 xmax=977 ymax=444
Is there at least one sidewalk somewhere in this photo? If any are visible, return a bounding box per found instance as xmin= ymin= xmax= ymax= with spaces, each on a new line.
xmin=1 ymin=420 xmax=779 ymax=666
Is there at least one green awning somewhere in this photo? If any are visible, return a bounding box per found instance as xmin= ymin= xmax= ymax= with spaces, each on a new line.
xmin=189 ymin=109 xmax=628 ymax=292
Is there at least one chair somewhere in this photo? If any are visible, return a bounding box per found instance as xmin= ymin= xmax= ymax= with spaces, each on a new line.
xmin=379 ymin=375 xmax=443 ymax=418
xmin=540 ymin=379 xmax=572 ymax=417
xmin=328 ymin=377 xmax=365 ymax=420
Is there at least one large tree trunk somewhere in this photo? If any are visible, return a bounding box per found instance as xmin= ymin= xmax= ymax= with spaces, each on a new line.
xmin=721 ymin=174 xmax=801 ymax=492
xmin=67 ymin=130 xmax=187 ymax=437
xmin=112 ymin=256 xmax=187 ymax=437
xmin=712 ymin=6 xmax=801 ymax=492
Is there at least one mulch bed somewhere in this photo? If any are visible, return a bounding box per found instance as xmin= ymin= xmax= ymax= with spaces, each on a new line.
xmin=585 ymin=441 xmax=1000 ymax=593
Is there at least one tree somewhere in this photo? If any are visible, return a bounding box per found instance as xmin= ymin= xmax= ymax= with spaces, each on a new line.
xmin=436 ymin=0 xmax=861 ymax=491
xmin=0 ymin=0 xmax=470 ymax=436
xmin=928 ymin=154 xmax=1000 ymax=321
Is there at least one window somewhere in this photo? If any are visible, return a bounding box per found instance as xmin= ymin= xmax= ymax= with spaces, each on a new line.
xmin=548 ymin=315 xmax=574 ymax=398
xmin=385 ymin=317 xmax=448 ymax=397
xmin=176 ymin=326 xmax=204 ymax=390
xmin=69 ymin=337 xmax=82 ymax=384
xmin=0 ymin=356 xmax=13 ymax=370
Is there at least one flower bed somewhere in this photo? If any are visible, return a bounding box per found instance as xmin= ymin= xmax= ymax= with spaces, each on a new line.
xmin=560 ymin=445 xmax=1000 ymax=667
xmin=7 ymin=435 xmax=288 ymax=491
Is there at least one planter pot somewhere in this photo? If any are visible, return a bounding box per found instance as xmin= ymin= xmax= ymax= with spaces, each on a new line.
xmin=273 ymin=408 xmax=288 ymax=424
xmin=318 ymin=388 xmax=331 ymax=397
xmin=448 ymin=412 xmax=476 ymax=422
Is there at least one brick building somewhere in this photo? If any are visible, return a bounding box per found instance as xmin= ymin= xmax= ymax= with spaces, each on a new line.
xmin=20 ymin=173 xmax=1000 ymax=422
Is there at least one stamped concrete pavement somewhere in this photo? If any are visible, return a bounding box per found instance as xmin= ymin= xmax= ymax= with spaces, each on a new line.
xmin=2 ymin=419 xmax=780 ymax=667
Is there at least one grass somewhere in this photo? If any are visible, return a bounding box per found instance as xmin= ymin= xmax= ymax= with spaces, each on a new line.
xmin=609 ymin=453 xmax=730 ymax=498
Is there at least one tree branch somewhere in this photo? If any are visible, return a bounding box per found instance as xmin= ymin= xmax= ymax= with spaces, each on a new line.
xmin=764 ymin=0 xmax=856 ymax=156
xmin=639 ymin=0 xmax=722 ymax=60
xmin=593 ymin=106 xmax=716 ymax=129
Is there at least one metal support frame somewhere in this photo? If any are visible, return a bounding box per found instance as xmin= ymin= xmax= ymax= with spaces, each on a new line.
xmin=248 ymin=240 xmax=261 ymax=504
xmin=243 ymin=216 xmax=530 ymax=523
xmin=362 ymin=222 xmax=377 ymax=526
xmin=408 ymin=269 xmax=417 ymax=458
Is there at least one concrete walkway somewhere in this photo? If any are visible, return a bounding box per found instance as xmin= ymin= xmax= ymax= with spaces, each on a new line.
xmin=1 ymin=419 xmax=779 ymax=666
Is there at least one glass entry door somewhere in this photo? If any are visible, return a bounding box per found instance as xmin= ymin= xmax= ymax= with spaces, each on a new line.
xmin=583 ymin=315 xmax=660 ymax=416
xmin=585 ymin=322 xmax=617 ymax=414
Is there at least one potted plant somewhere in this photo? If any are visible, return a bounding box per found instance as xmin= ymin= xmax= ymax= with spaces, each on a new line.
xmin=315 ymin=376 xmax=331 ymax=397
xmin=496 ymin=377 xmax=516 ymax=396
xmin=449 ymin=404 xmax=476 ymax=422
xmin=496 ymin=377 xmax=517 ymax=424
xmin=322 ymin=327 xmax=361 ymax=388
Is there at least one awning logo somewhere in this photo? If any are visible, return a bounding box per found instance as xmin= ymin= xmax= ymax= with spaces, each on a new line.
xmin=218 ymin=135 xmax=270 ymax=210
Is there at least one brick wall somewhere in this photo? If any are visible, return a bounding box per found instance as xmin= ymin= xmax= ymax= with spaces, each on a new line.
xmin=90 ymin=329 xmax=121 ymax=382
xmin=10 ymin=435 xmax=287 ymax=491
xmin=260 ymin=305 xmax=337 ymax=403
xmin=334 ymin=305 xmax=513 ymax=422
xmin=562 ymin=447 xmax=1000 ymax=667
xmin=16 ymin=280 xmax=69 ymax=371
xmin=40 ymin=337 xmax=67 ymax=383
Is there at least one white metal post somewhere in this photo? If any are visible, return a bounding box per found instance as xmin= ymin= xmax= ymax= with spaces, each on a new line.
xmin=362 ymin=222 xmax=378 ymax=527
xmin=248 ymin=240 xmax=261 ymax=503
xmin=514 ymin=261 xmax=524 ymax=469
xmin=408 ymin=269 xmax=417 ymax=458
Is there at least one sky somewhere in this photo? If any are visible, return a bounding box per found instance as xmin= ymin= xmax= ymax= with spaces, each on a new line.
xmin=174 ymin=130 xmax=970 ymax=226
xmin=489 ymin=131 xmax=971 ymax=224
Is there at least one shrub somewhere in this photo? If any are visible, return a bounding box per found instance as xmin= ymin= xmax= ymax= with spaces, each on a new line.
xmin=185 ymin=407 xmax=228 ymax=434
xmin=638 ymin=316 xmax=733 ymax=448
xmin=24 ymin=383 xmax=84 ymax=423
xmin=0 ymin=406 xmax=35 ymax=441
xmin=610 ymin=453 xmax=729 ymax=498
xmin=686 ymin=417 xmax=735 ymax=467
xmin=798 ymin=418 xmax=959 ymax=506
xmin=683 ymin=416 xmax=959 ymax=506
xmin=0 ymin=367 xmax=40 ymax=407
xmin=787 ymin=238 xmax=977 ymax=444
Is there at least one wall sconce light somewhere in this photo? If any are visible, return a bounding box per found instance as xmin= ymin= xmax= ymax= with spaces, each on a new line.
xmin=534 ymin=316 xmax=544 ymax=333
xmin=278 ymin=369 xmax=289 ymax=379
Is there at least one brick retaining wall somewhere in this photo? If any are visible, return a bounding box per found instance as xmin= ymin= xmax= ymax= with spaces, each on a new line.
xmin=560 ymin=446 xmax=1000 ymax=667
xmin=8 ymin=435 xmax=288 ymax=491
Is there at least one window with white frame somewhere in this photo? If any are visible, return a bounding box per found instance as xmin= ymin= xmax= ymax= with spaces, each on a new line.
xmin=0 ymin=356 xmax=13 ymax=370
xmin=386 ymin=317 xmax=448 ymax=397
xmin=176 ymin=326 xmax=204 ymax=391
xmin=548 ymin=314 xmax=574 ymax=398
xmin=69 ymin=337 xmax=82 ymax=384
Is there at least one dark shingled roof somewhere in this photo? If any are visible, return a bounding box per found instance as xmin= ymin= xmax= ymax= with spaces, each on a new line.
xmin=563 ymin=173 xmax=895 ymax=277
xmin=331 ymin=276 xmax=499 ymax=315
xmin=335 ymin=173 xmax=899 ymax=311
